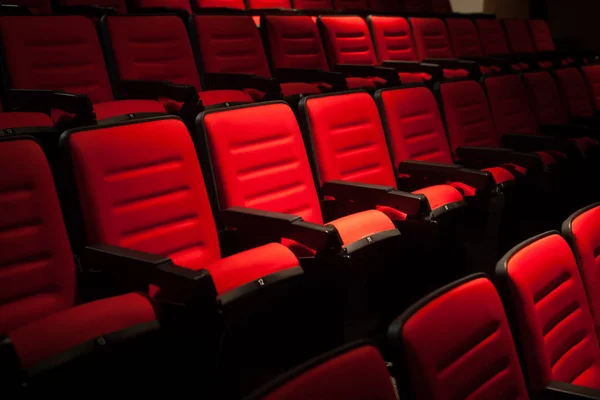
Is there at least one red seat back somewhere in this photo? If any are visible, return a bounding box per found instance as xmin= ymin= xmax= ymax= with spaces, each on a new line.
xmin=563 ymin=205 xmax=600 ymax=339
xmin=263 ymin=15 xmax=329 ymax=71
xmin=376 ymin=86 xmax=454 ymax=165
xmin=332 ymin=0 xmax=367 ymax=10
xmin=483 ymin=74 xmax=539 ymax=136
xmin=389 ymin=275 xmax=529 ymax=399
xmin=497 ymin=233 xmax=600 ymax=391
xmin=446 ymin=18 xmax=485 ymax=58
xmin=247 ymin=0 xmax=291 ymax=8
xmin=439 ymin=80 xmax=501 ymax=153
xmin=198 ymin=103 xmax=324 ymax=225
xmin=503 ymin=19 xmax=535 ymax=54
xmin=368 ymin=16 xmax=419 ymax=62
xmin=0 ymin=138 xmax=75 ymax=333
xmin=553 ymin=68 xmax=594 ymax=118
xmin=250 ymin=345 xmax=397 ymax=399
xmin=581 ymin=65 xmax=600 ymax=111
xmin=0 ymin=16 xmax=115 ymax=104
xmin=528 ymin=19 xmax=556 ymax=52
xmin=193 ymin=0 xmax=245 ymax=8
xmin=299 ymin=92 xmax=397 ymax=188
xmin=318 ymin=15 xmax=379 ymax=68
xmin=522 ymin=71 xmax=569 ymax=125
xmin=292 ymin=0 xmax=332 ymax=10
xmin=475 ymin=19 xmax=510 ymax=56
xmin=193 ymin=15 xmax=272 ymax=78
xmin=410 ymin=18 xmax=455 ymax=60
xmin=66 ymin=117 xmax=222 ymax=272
xmin=104 ymin=15 xmax=202 ymax=92
xmin=129 ymin=0 xmax=192 ymax=13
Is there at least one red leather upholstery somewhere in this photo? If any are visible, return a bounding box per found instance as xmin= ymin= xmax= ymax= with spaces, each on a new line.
xmin=554 ymin=68 xmax=595 ymax=118
xmin=475 ymin=19 xmax=511 ymax=57
xmin=247 ymin=0 xmax=290 ymax=8
xmin=564 ymin=205 xmax=600 ymax=338
xmin=130 ymin=0 xmax=192 ymax=12
xmin=318 ymin=16 xmax=378 ymax=68
xmin=523 ymin=71 xmax=570 ymax=125
xmin=581 ymin=65 xmax=600 ymax=111
xmin=0 ymin=16 xmax=165 ymax=121
xmin=394 ymin=276 xmax=529 ymax=399
xmin=255 ymin=345 xmax=397 ymax=399
xmin=503 ymin=19 xmax=535 ymax=54
xmin=369 ymin=16 xmax=419 ymax=62
xmin=446 ymin=18 xmax=485 ymax=58
xmin=528 ymin=20 xmax=556 ymax=52
xmin=0 ymin=139 xmax=75 ymax=333
xmin=105 ymin=15 xmax=251 ymax=108
xmin=500 ymin=233 xmax=600 ymax=391
xmin=194 ymin=0 xmax=244 ymax=7
xmin=0 ymin=112 xmax=54 ymax=129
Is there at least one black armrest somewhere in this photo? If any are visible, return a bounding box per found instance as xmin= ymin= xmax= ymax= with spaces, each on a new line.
xmin=569 ymin=116 xmax=600 ymax=129
xmin=83 ymin=244 xmax=217 ymax=302
xmin=120 ymin=80 xmax=199 ymax=104
xmin=6 ymin=89 xmax=95 ymax=124
xmin=274 ymin=68 xmax=347 ymax=91
xmin=398 ymin=160 xmax=493 ymax=192
xmin=422 ymin=58 xmax=479 ymax=76
xmin=540 ymin=124 xmax=599 ymax=140
xmin=54 ymin=4 xmax=117 ymax=17
xmin=204 ymin=72 xmax=282 ymax=95
xmin=456 ymin=146 xmax=543 ymax=170
xmin=222 ymin=206 xmax=343 ymax=253
xmin=333 ymin=64 xmax=401 ymax=86
xmin=540 ymin=381 xmax=600 ymax=399
xmin=501 ymin=133 xmax=572 ymax=153
xmin=321 ymin=180 xmax=431 ymax=217
xmin=380 ymin=61 xmax=443 ymax=82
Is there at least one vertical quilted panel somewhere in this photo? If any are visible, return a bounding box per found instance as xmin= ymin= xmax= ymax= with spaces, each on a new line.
xmin=264 ymin=15 xmax=330 ymax=71
xmin=475 ymin=19 xmax=510 ymax=56
xmin=506 ymin=234 xmax=600 ymax=391
xmin=130 ymin=0 xmax=192 ymax=15
xmin=292 ymin=0 xmax=333 ymax=9
xmin=319 ymin=16 xmax=379 ymax=67
xmin=379 ymin=87 xmax=454 ymax=165
xmin=332 ymin=0 xmax=367 ymax=10
xmin=369 ymin=16 xmax=418 ymax=62
xmin=581 ymin=65 xmax=600 ymax=111
xmin=202 ymin=103 xmax=324 ymax=225
xmin=106 ymin=16 xmax=202 ymax=91
xmin=401 ymin=278 xmax=529 ymax=399
xmin=59 ymin=0 xmax=127 ymax=13
xmin=446 ymin=18 xmax=485 ymax=58
xmin=69 ymin=118 xmax=221 ymax=271
xmin=10 ymin=0 xmax=52 ymax=14
xmin=569 ymin=206 xmax=600 ymax=339
xmin=440 ymin=80 xmax=501 ymax=154
xmin=503 ymin=19 xmax=535 ymax=54
xmin=554 ymin=68 xmax=594 ymax=118
xmin=410 ymin=18 xmax=455 ymax=60
xmin=0 ymin=16 xmax=114 ymax=104
xmin=484 ymin=75 xmax=539 ymax=136
xmin=523 ymin=71 xmax=569 ymax=125
xmin=194 ymin=0 xmax=245 ymax=7
xmin=303 ymin=92 xmax=397 ymax=188
xmin=193 ymin=15 xmax=272 ymax=77
xmin=528 ymin=20 xmax=556 ymax=52
xmin=0 ymin=140 xmax=75 ymax=333
xmin=247 ymin=0 xmax=291 ymax=8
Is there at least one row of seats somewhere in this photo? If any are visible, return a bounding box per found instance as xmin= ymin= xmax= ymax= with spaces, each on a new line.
xmin=251 ymin=210 xmax=600 ymax=398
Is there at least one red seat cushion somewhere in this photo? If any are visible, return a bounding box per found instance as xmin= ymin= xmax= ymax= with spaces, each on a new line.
xmin=9 ymin=292 xmax=156 ymax=368
xmin=327 ymin=209 xmax=395 ymax=246
xmin=0 ymin=112 xmax=54 ymax=129
xmin=281 ymin=82 xmax=322 ymax=96
xmin=197 ymin=90 xmax=254 ymax=107
xmin=398 ymin=72 xmax=426 ymax=83
xmin=413 ymin=185 xmax=463 ymax=210
xmin=483 ymin=166 xmax=515 ymax=185
xmin=345 ymin=77 xmax=376 ymax=89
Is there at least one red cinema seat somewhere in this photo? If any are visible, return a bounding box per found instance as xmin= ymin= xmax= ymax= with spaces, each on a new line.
xmin=553 ymin=68 xmax=598 ymax=121
xmin=503 ymin=19 xmax=555 ymax=69
xmin=193 ymin=0 xmax=244 ymax=8
xmin=0 ymin=16 xmax=166 ymax=125
xmin=388 ymin=274 xmax=529 ymax=399
xmin=528 ymin=19 xmax=556 ymax=53
xmin=332 ymin=0 xmax=367 ymax=11
xmin=192 ymin=14 xmax=323 ymax=99
xmin=102 ymin=15 xmax=253 ymax=113
xmin=581 ymin=65 xmax=600 ymax=113
xmin=497 ymin=232 xmax=600 ymax=393
xmin=476 ymin=18 xmax=512 ymax=57
xmin=129 ymin=0 xmax=192 ymax=14
xmin=247 ymin=344 xmax=397 ymax=399
xmin=0 ymin=136 xmax=161 ymax=382
xmin=292 ymin=0 xmax=332 ymax=9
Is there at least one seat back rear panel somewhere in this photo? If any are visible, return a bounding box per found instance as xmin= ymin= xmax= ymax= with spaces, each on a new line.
xmin=106 ymin=16 xmax=202 ymax=91
xmin=264 ymin=15 xmax=329 ymax=71
xmin=379 ymin=87 xmax=454 ymax=165
xmin=581 ymin=65 xmax=600 ymax=111
xmin=504 ymin=234 xmax=600 ymax=391
xmin=202 ymin=104 xmax=324 ymax=225
xmin=528 ymin=20 xmax=555 ymax=52
xmin=0 ymin=16 xmax=115 ymax=104
xmin=319 ymin=16 xmax=378 ymax=67
xmin=503 ymin=19 xmax=535 ymax=54
xmin=440 ymin=80 xmax=501 ymax=153
xmin=369 ymin=16 xmax=418 ymax=62
xmin=69 ymin=119 xmax=221 ymax=270
xmin=194 ymin=15 xmax=272 ymax=77
xmin=303 ymin=92 xmax=397 ymax=188
xmin=446 ymin=18 xmax=485 ymax=58
xmin=484 ymin=75 xmax=539 ymax=136
xmin=410 ymin=18 xmax=455 ymax=60
xmin=0 ymin=139 xmax=75 ymax=332
xmin=554 ymin=68 xmax=594 ymax=117
xmin=523 ymin=71 xmax=569 ymax=125
xmin=475 ymin=19 xmax=510 ymax=56
xmin=400 ymin=278 xmax=529 ymax=399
